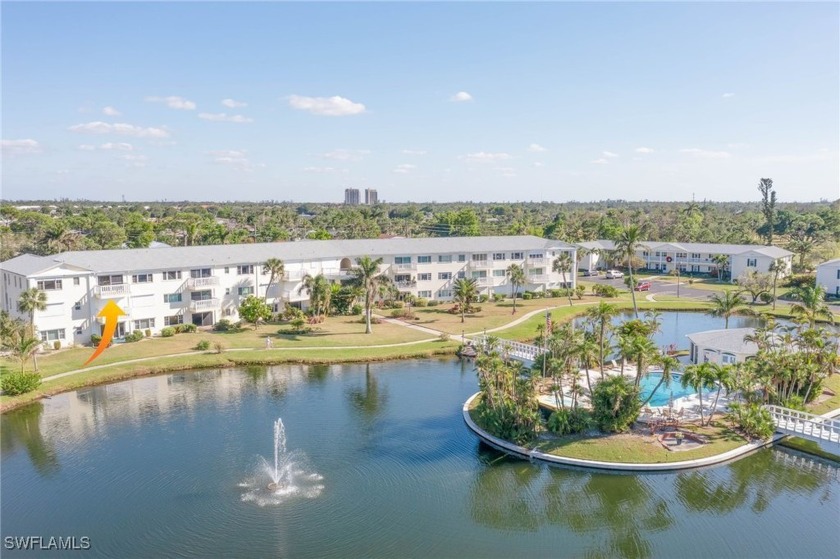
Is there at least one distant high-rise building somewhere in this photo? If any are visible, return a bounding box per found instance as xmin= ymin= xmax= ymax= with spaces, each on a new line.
xmin=365 ymin=188 xmax=378 ymax=205
xmin=344 ymin=188 xmax=360 ymax=205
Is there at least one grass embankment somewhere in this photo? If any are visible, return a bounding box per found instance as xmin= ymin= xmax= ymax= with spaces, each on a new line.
xmin=778 ymin=437 xmax=840 ymax=463
xmin=0 ymin=340 xmax=459 ymax=412
xmin=806 ymin=373 xmax=840 ymax=416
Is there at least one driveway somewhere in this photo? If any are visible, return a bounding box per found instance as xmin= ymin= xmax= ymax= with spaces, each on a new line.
xmin=581 ymin=274 xmax=712 ymax=300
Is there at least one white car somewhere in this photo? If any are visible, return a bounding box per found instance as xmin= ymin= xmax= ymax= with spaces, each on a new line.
xmin=605 ymin=269 xmax=624 ymax=279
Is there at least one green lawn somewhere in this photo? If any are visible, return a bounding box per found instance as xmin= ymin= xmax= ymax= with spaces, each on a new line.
xmin=807 ymin=373 xmax=840 ymax=416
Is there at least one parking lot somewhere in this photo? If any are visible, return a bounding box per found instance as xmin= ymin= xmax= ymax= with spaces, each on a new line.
xmin=581 ymin=273 xmax=714 ymax=300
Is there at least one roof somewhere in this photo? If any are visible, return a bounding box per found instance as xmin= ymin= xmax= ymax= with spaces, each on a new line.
xmin=0 ymin=254 xmax=63 ymax=276
xmin=579 ymin=240 xmax=792 ymax=258
xmin=577 ymin=240 xmax=615 ymax=251
xmin=686 ymin=328 xmax=759 ymax=355
xmin=818 ymin=258 xmax=840 ymax=267
xmin=3 ymin=235 xmax=575 ymax=275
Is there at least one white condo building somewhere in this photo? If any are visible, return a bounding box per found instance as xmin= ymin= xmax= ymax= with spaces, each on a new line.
xmin=816 ymin=258 xmax=840 ymax=299
xmin=577 ymin=240 xmax=792 ymax=280
xmin=0 ymin=235 xmax=576 ymax=347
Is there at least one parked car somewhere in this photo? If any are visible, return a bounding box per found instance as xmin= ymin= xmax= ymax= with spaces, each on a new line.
xmin=582 ymin=269 xmax=599 ymax=276
xmin=605 ymin=270 xmax=624 ymax=279
xmin=634 ymin=281 xmax=652 ymax=291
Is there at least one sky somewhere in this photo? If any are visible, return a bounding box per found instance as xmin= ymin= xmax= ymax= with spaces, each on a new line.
xmin=1 ymin=2 xmax=838 ymax=203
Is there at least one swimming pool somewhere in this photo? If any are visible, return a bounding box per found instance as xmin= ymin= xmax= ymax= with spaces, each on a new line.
xmin=639 ymin=372 xmax=713 ymax=407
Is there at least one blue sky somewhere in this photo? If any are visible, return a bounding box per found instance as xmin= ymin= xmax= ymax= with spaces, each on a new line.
xmin=2 ymin=2 xmax=838 ymax=203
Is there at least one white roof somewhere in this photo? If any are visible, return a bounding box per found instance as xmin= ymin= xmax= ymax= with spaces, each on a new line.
xmin=686 ymin=328 xmax=759 ymax=355
xmin=818 ymin=258 xmax=840 ymax=267
xmin=0 ymin=254 xmax=64 ymax=276
xmin=578 ymin=240 xmax=791 ymax=258
xmin=2 ymin=235 xmax=575 ymax=275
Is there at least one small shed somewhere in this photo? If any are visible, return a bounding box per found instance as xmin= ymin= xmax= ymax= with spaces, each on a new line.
xmin=686 ymin=328 xmax=758 ymax=365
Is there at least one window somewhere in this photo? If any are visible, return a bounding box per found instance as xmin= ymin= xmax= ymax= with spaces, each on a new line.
xmin=642 ymin=251 xmax=649 ymax=257
xmin=191 ymin=290 xmax=212 ymax=301
xmin=417 ymin=256 xmax=431 ymax=264
xmin=238 ymin=286 xmax=254 ymax=296
xmin=471 ymin=271 xmax=487 ymax=279
xmin=438 ymin=272 xmax=452 ymax=280
xmin=164 ymin=270 xmax=182 ymax=280
xmin=395 ymin=256 xmax=412 ymax=264
xmin=721 ymin=353 xmax=737 ymax=364
xmin=691 ymin=253 xmax=701 ymax=259
xmin=511 ymin=252 xmax=523 ymax=260
xmin=36 ymin=279 xmax=62 ymax=291
xmin=164 ymin=315 xmax=184 ymax=326
xmin=438 ymin=255 xmax=452 ymax=263
xmin=417 ymin=290 xmax=432 ymax=298
xmin=457 ymin=254 xmax=466 ymax=262
xmin=438 ymin=289 xmax=452 ymax=298
xmin=530 ymin=268 xmax=544 ymax=276
xmin=40 ymin=329 xmax=65 ymax=341
xmin=132 ymin=273 xmax=153 ymax=283
xmin=528 ymin=253 xmax=544 ymax=260
xmin=133 ymin=318 xmax=155 ymax=330
xmin=73 ymin=277 xmax=80 ymax=285
xmin=836 ymin=269 xmax=840 ymax=280
xmin=74 ymin=301 xmax=82 ymax=310
xmin=75 ymin=327 xmax=83 ymax=335
xmin=471 ymin=254 xmax=487 ymax=262
xmin=676 ymin=252 xmax=687 ymax=258
xmin=493 ymin=253 xmax=506 ymax=261
xmin=457 ymin=271 xmax=466 ymax=278
xmin=418 ymin=273 xmax=431 ymax=281
xmin=655 ymin=251 xmax=662 ymax=257
xmin=224 ymin=267 xmax=230 ymax=274
xmin=164 ymin=293 xmax=182 ymax=303
xmin=190 ymin=269 xmax=211 ymax=278
xmin=493 ymin=269 xmax=506 ymax=277
xmin=237 ymin=265 xmax=254 ymax=275
xmin=98 ymin=275 xmax=124 ymax=286
xmin=225 ymin=288 xmax=231 ymax=295
xmin=747 ymin=258 xmax=757 ymax=267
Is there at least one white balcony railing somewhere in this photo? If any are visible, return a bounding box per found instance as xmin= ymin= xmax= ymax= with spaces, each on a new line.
xmin=188 ymin=276 xmax=219 ymax=289
xmin=395 ymin=281 xmax=417 ymax=290
xmin=528 ymin=274 xmax=549 ymax=283
xmin=94 ymin=284 xmax=130 ymax=298
xmin=470 ymin=260 xmax=493 ymax=269
xmin=393 ymin=263 xmax=417 ymax=272
xmin=190 ymin=298 xmax=220 ymax=311
xmin=473 ymin=277 xmax=493 ymax=286
xmin=283 ymin=270 xmax=305 ymax=281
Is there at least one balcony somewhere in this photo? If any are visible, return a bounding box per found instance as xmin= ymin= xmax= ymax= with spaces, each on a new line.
xmin=470 ymin=260 xmax=493 ymax=269
xmin=94 ymin=284 xmax=130 ymax=298
xmin=527 ymin=258 xmax=546 ymax=266
xmin=283 ymin=270 xmax=305 ymax=281
xmin=188 ymin=276 xmax=219 ymax=289
xmin=190 ymin=298 xmax=220 ymax=311
xmin=528 ymin=274 xmax=549 ymax=283
xmin=395 ymin=280 xmax=417 ymax=291
xmin=393 ymin=263 xmax=417 ymax=272
xmin=473 ymin=277 xmax=493 ymax=286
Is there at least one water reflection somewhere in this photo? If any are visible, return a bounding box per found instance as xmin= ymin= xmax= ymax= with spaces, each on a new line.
xmin=1 ymin=402 xmax=60 ymax=477
xmin=346 ymin=364 xmax=388 ymax=420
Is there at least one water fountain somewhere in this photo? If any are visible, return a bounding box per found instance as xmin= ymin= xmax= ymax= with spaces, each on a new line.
xmin=267 ymin=418 xmax=287 ymax=491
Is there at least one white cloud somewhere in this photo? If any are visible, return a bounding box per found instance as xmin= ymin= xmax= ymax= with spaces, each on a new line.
xmin=533 ymin=162 xmax=544 ymax=168
xmin=528 ymin=143 xmax=548 ymax=152
xmin=393 ymin=164 xmax=416 ymax=174
xmin=590 ymin=158 xmax=609 ymax=165
xmin=303 ymin=166 xmax=348 ymax=174
xmin=198 ymin=112 xmax=254 ymax=123
xmin=602 ymin=151 xmax=619 ymax=158
xmin=209 ymin=149 xmax=253 ymax=171
xmin=460 ymin=152 xmax=512 ymax=163
xmin=680 ymin=148 xmax=732 ymax=159
xmin=321 ymin=149 xmax=370 ymax=161
xmin=100 ymin=142 xmax=134 ymax=151
xmin=1 ymin=139 xmax=42 ymax=155
xmin=68 ymin=121 xmax=170 ymax=138
xmin=145 ymin=96 xmax=197 ymax=110
xmin=102 ymin=106 xmax=122 ymax=116
xmin=450 ymin=91 xmax=473 ymax=102
xmin=78 ymin=144 xmax=97 ymax=151
xmin=221 ymin=98 xmax=247 ymax=108
xmin=288 ymin=94 xmax=366 ymax=116
xmin=635 ymin=147 xmax=655 ymax=154
xmin=401 ymin=149 xmax=427 ymax=155
xmin=722 ymin=92 xmax=735 ymax=99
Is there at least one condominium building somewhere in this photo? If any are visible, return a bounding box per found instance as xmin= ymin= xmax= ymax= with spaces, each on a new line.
xmin=365 ymin=189 xmax=378 ymax=205
xmin=577 ymin=240 xmax=793 ymax=280
xmin=816 ymin=258 xmax=840 ymax=298
xmin=344 ymin=188 xmax=360 ymax=205
xmin=1 ymin=236 xmax=576 ymax=347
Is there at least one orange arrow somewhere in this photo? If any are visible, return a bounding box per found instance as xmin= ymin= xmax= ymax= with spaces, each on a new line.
xmin=84 ymin=300 xmax=127 ymax=366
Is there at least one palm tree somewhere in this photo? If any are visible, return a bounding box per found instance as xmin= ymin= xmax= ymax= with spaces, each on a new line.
xmin=576 ymin=332 xmax=600 ymax=399
xmin=585 ymin=301 xmax=619 ymax=379
xmin=297 ymin=274 xmax=332 ymax=320
xmin=453 ymin=277 xmax=479 ymax=323
xmin=681 ymin=363 xmax=717 ymax=426
xmin=612 ymin=224 xmax=647 ymax=318
xmin=707 ymin=363 xmax=735 ymax=422
xmin=262 ymin=258 xmax=285 ymax=305
xmin=627 ymin=335 xmax=658 ymax=388
xmin=18 ymin=287 xmax=47 ymax=337
xmin=6 ymin=332 xmax=42 ymax=373
xmin=506 ymin=263 xmax=525 ymax=314
xmin=641 ymin=354 xmax=680 ymax=408
xmin=711 ymin=254 xmax=729 ymax=282
xmin=707 ymin=290 xmax=747 ymax=329
xmin=349 ymin=256 xmax=388 ymax=334
xmin=768 ymin=259 xmax=785 ymax=310
xmin=552 ymin=252 xmax=574 ymax=306
xmin=789 ymin=285 xmax=833 ymax=328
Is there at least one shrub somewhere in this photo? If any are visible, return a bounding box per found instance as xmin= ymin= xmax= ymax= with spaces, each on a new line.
xmin=125 ymin=330 xmax=145 ymax=343
xmin=547 ymin=408 xmax=592 ymax=435
xmin=144 ymin=329 xmax=152 ymax=338
xmin=427 ymin=300 xmax=440 ymax=307
xmin=726 ymin=402 xmax=775 ymax=439
xmin=213 ymin=341 xmax=224 ymax=354
xmin=53 ymin=340 xmax=61 ymax=350
xmin=783 ymin=273 xmax=816 ymax=289
xmin=390 ymin=308 xmax=408 ymax=318
xmin=591 ymin=375 xmax=641 ymax=433
xmin=195 ymin=340 xmax=211 ymax=351
xmin=213 ymin=319 xmax=236 ymax=332
xmin=493 ymin=293 xmax=505 ymax=303
xmin=90 ymin=333 xmax=102 ymax=345
xmin=391 ymin=300 xmax=405 ymax=309
xmin=414 ymin=298 xmax=428 ymax=307
xmin=522 ymin=292 xmax=533 ymax=300
xmin=758 ymin=292 xmax=774 ymax=304
xmin=177 ymin=323 xmax=197 ymax=333
xmin=477 ymin=294 xmax=489 ymax=303
xmin=575 ymin=285 xmax=586 ymax=300
xmin=282 ymin=306 xmax=304 ymax=321
xmin=1 ymin=372 xmax=42 ymax=396
xmin=592 ymin=284 xmax=619 ymax=298
xmin=350 ymin=304 xmax=363 ymax=315
xmin=438 ymin=332 xmax=451 ymax=342
xmin=160 ymin=327 xmax=176 ymax=337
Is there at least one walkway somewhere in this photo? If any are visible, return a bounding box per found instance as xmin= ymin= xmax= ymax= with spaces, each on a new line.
xmin=765 ymin=404 xmax=840 ymax=451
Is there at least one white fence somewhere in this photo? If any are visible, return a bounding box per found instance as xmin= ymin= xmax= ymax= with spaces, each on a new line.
xmin=764 ymin=405 xmax=840 ymax=448
xmin=473 ymin=335 xmax=542 ymax=363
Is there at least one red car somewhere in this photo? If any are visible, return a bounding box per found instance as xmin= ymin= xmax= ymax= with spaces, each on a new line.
xmin=634 ymin=281 xmax=652 ymax=292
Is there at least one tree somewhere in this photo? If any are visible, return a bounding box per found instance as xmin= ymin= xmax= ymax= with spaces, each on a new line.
xmin=789 ymin=285 xmax=833 ymax=328
xmin=552 ymin=252 xmax=574 ymax=306
xmin=1 ymin=321 xmax=42 ymax=373
xmin=612 ymin=224 xmax=647 ymax=318
xmin=349 ymin=256 xmax=388 ymax=334
xmin=681 ymin=363 xmax=718 ymax=426
xmin=758 ymin=178 xmax=777 ymax=246
xmin=707 ymin=291 xmax=747 ymax=329
xmin=591 ymin=375 xmax=641 ymax=433
xmin=707 ymin=363 xmax=735 ymax=423
xmin=585 ymin=301 xmax=619 ymax=380
xmin=453 ymin=277 xmax=479 ymax=323
xmin=736 ymin=271 xmax=772 ymax=304
xmin=711 ymin=254 xmax=729 ymax=282
xmin=238 ymin=295 xmax=272 ymax=329
xmin=17 ymin=287 xmax=47 ymax=336
xmin=576 ymin=332 xmax=600 ymax=399
xmin=298 ymin=274 xmax=332 ymax=319
xmin=506 ymin=263 xmax=525 ymax=313
xmin=262 ymin=258 xmax=285 ymax=304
